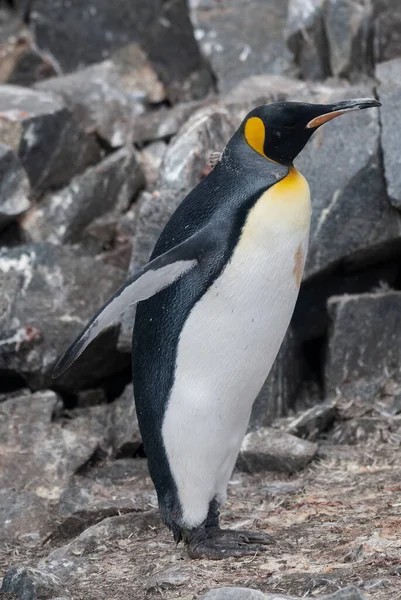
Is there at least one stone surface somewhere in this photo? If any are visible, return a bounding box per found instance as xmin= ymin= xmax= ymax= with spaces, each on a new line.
xmin=20 ymin=146 xmax=144 ymax=245
xmin=29 ymin=0 xmax=213 ymax=102
xmin=0 ymin=489 xmax=50 ymax=541
xmin=190 ymin=0 xmax=295 ymax=94
xmin=1 ymin=567 xmax=68 ymax=600
xmin=0 ymin=243 xmax=127 ymax=391
xmin=238 ymin=427 xmax=318 ymax=473
xmin=293 ymin=85 xmax=401 ymax=279
xmin=286 ymin=399 xmax=337 ymax=441
xmin=109 ymin=384 xmax=142 ymax=458
xmin=118 ymin=103 xmax=236 ymax=352
xmin=376 ymin=58 xmax=401 ymax=210
xmin=139 ymin=141 xmax=167 ymax=190
xmin=0 ymin=390 xmax=107 ymax=499
xmin=373 ymin=0 xmax=401 ymax=63
xmin=0 ymin=84 xmax=100 ymax=197
xmin=325 ymin=291 xmax=401 ymax=395
xmin=0 ymin=142 xmax=30 ymax=230
xmin=199 ymin=589 xmax=266 ymax=600
xmin=146 ymin=566 xmax=192 ymax=591
xmin=132 ymin=101 xmax=205 ymax=144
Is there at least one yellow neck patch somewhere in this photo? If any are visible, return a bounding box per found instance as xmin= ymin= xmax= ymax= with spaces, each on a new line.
xmin=244 ymin=116 xmax=267 ymax=158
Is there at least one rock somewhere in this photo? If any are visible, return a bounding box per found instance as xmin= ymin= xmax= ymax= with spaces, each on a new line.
xmin=108 ymin=384 xmax=142 ymax=457
xmin=35 ymin=61 xmax=139 ymax=147
xmin=1 ymin=567 xmax=68 ymax=600
xmin=0 ymin=489 xmax=50 ymax=541
xmin=286 ymin=400 xmax=337 ymax=441
xmin=199 ymin=589 xmax=266 ymax=600
xmin=286 ymin=0 xmax=330 ymax=80
xmin=249 ymin=328 xmax=306 ymax=430
xmin=29 ymin=0 xmax=213 ymax=102
xmin=0 ymin=390 xmax=107 ymax=499
xmin=139 ymin=141 xmax=167 ymax=189
xmin=376 ymin=58 xmax=401 ymax=210
xmin=76 ymin=388 xmax=107 ymax=408
xmin=286 ymin=0 xmax=374 ymax=80
xmin=118 ymin=104 xmax=236 ymax=352
xmin=293 ymin=84 xmax=401 ymax=279
xmin=325 ymin=292 xmax=401 ymax=395
xmin=0 ymin=243 xmax=127 ymax=391
xmin=0 ymin=84 xmax=100 ymax=197
xmin=331 ymin=415 xmax=401 ymax=445
xmin=190 ymin=0 xmax=295 ymax=94
xmin=146 ymin=565 xmax=192 ymax=591
xmin=132 ymin=101 xmax=204 ymax=144
xmin=19 ymin=146 xmax=144 ymax=245
xmin=238 ymin=428 xmax=317 ymax=473
xmin=0 ymin=142 xmax=30 ymax=230
xmin=373 ymin=0 xmax=401 ymax=63
xmin=224 ymin=73 xmax=311 ymax=106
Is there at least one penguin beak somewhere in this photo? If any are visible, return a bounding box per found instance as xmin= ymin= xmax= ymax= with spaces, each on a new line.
xmin=306 ymin=98 xmax=381 ymax=129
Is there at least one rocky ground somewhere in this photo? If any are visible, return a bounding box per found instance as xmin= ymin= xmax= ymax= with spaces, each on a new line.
xmin=1 ymin=1 xmax=401 ymax=599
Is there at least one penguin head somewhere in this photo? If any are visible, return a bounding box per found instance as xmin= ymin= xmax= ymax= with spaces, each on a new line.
xmin=239 ymin=98 xmax=381 ymax=166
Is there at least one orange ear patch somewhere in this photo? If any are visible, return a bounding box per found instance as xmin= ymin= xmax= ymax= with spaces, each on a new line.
xmin=244 ymin=116 xmax=267 ymax=158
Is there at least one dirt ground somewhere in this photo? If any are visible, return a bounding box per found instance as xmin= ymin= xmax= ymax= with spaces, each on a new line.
xmin=1 ymin=440 xmax=401 ymax=600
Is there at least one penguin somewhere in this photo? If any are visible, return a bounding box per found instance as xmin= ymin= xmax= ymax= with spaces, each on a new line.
xmin=53 ymin=98 xmax=381 ymax=559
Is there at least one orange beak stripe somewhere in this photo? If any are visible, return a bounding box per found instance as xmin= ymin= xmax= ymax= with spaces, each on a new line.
xmin=306 ymin=109 xmax=354 ymax=129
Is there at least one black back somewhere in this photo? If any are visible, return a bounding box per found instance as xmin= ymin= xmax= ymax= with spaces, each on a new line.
xmin=132 ymin=134 xmax=288 ymax=533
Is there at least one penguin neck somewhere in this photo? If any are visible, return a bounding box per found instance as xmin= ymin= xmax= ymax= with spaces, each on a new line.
xmin=224 ymin=134 xmax=289 ymax=182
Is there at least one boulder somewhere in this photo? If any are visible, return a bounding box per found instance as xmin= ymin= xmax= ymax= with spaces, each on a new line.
xmin=19 ymin=146 xmax=144 ymax=245
xmin=199 ymin=588 xmax=266 ymax=600
xmin=0 ymin=489 xmax=50 ymax=542
xmin=325 ymin=291 xmax=401 ymax=395
xmin=373 ymin=0 xmax=401 ymax=63
xmin=190 ymin=0 xmax=295 ymax=94
xmin=139 ymin=141 xmax=167 ymax=189
xmin=238 ymin=427 xmax=318 ymax=473
xmin=132 ymin=100 xmax=206 ymax=144
xmin=28 ymin=0 xmax=213 ymax=102
xmin=286 ymin=399 xmax=337 ymax=441
xmin=0 ymin=243 xmax=128 ymax=391
xmin=108 ymin=384 xmax=142 ymax=457
xmin=118 ymin=103 xmax=236 ymax=352
xmin=0 ymin=142 xmax=30 ymax=230
xmin=376 ymin=58 xmax=401 ymax=210
xmin=0 ymin=84 xmax=100 ymax=197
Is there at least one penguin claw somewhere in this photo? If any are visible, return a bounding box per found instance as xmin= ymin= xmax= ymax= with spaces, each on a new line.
xmin=186 ymin=527 xmax=274 ymax=560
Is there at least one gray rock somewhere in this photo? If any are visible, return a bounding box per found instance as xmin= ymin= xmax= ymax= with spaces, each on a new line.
xmin=1 ymin=567 xmax=68 ymax=600
xmin=35 ymin=61 xmax=138 ymax=147
xmin=224 ymin=74 xmax=313 ymax=106
xmin=29 ymin=0 xmax=213 ymax=102
xmin=0 ymin=243 xmax=127 ymax=391
xmin=286 ymin=399 xmax=337 ymax=441
xmin=20 ymin=146 xmax=144 ymax=245
xmin=0 ymin=390 xmax=107 ymax=498
xmin=76 ymin=388 xmax=107 ymax=408
xmin=325 ymin=291 xmax=401 ymax=395
xmin=118 ymin=104 xmax=236 ymax=352
xmin=331 ymin=415 xmax=401 ymax=445
xmin=199 ymin=589 xmax=266 ymax=600
xmin=0 ymin=142 xmax=30 ymax=230
xmin=249 ymin=328 xmax=306 ymax=430
xmin=146 ymin=565 xmax=192 ymax=591
xmin=286 ymin=0 xmax=374 ymax=80
xmin=139 ymin=141 xmax=167 ymax=189
xmin=190 ymin=0 xmax=295 ymax=94
xmin=238 ymin=427 xmax=317 ymax=473
xmin=376 ymin=58 xmax=401 ymax=210
xmin=132 ymin=101 xmax=205 ymax=144
xmin=0 ymin=84 xmax=100 ymax=197
xmin=373 ymin=0 xmax=401 ymax=63
xmin=109 ymin=384 xmax=141 ymax=457
xmin=293 ymin=85 xmax=401 ymax=279
xmin=0 ymin=489 xmax=50 ymax=541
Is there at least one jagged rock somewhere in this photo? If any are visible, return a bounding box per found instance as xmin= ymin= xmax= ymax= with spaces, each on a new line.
xmin=132 ymin=101 xmax=204 ymax=144
xmin=286 ymin=399 xmax=337 ymax=441
xmin=224 ymin=73 xmax=311 ymax=106
xmin=373 ymin=0 xmax=401 ymax=63
xmin=238 ymin=428 xmax=317 ymax=473
xmin=29 ymin=0 xmax=213 ymax=102
xmin=0 ymin=243 xmax=127 ymax=391
xmin=109 ymin=384 xmax=142 ymax=457
xmin=376 ymin=58 xmax=401 ymax=211
xmin=0 ymin=489 xmax=50 ymax=541
xmin=286 ymin=0 xmax=374 ymax=80
xmin=0 ymin=142 xmax=30 ymax=230
xmin=19 ymin=146 xmax=144 ymax=245
xmin=1 ymin=567 xmax=68 ymax=600
xmin=118 ymin=104 xmax=236 ymax=352
xmin=249 ymin=328 xmax=306 ymax=430
xmin=293 ymin=85 xmax=401 ymax=279
xmin=35 ymin=61 xmax=139 ymax=147
xmin=326 ymin=292 xmax=401 ymax=396
xmin=0 ymin=390 xmax=107 ymax=499
xmin=190 ymin=0 xmax=295 ymax=94
xmin=199 ymin=589 xmax=265 ymax=600
xmin=0 ymin=84 xmax=100 ymax=197
xmin=139 ymin=141 xmax=167 ymax=189
xmin=146 ymin=566 xmax=192 ymax=591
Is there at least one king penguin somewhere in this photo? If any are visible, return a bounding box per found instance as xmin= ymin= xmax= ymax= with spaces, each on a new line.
xmin=53 ymin=98 xmax=381 ymax=559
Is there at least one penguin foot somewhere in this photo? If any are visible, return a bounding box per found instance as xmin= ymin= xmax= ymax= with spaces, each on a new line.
xmin=186 ymin=527 xmax=274 ymax=560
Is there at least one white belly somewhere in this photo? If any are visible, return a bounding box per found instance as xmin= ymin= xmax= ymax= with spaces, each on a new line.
xmin=162 ymin=168 xmax=311 ymax=528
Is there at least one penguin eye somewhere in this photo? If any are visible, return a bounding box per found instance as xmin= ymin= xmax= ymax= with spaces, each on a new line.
xmin=282 ymin=120 xmax=297 ymax=128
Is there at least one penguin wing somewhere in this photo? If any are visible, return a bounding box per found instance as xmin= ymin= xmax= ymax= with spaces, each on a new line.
xmin=53 ymin=230 xmax=209 ymax=377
